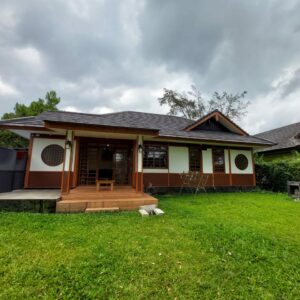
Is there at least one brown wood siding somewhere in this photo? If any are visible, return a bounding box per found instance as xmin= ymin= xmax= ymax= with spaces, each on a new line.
xmin=143 ymin=173 xmax=169 ymax=187
xmin=143 ymin=173 xmax=252 ymax=187
xmin=214 ymin=173 xmax=231 ymax=186
xmin=169 ymin=173 xmax=182 ymax=187
xmin=232 ymin=174 xmax=254 ymax=186
xmin=27 ymin=171 xmax=74 ymax=188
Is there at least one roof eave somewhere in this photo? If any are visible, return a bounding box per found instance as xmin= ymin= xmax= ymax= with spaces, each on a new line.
xmin=0 ymin=124 xmax=52 ymax=132
xmin=157 ymin=133 xmax=275 ymax=147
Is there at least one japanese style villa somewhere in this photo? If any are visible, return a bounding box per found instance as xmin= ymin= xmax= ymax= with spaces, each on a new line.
xmin=0 ymin=109 xmax=273 ymax=212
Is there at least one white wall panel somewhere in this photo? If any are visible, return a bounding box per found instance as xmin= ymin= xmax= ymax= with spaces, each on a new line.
xmin=169 ymin=146 xmax=189 ymax=173
xmin=230 ymin=150 xmax=253 ymax=174
xmin=202 ymin=149 xmax=213 ymax=173
xmin=30 ymin=137 xmax=77 ymax=172
xmin=30 ymin=138 xmax=65 ymax=172
xmin=224 ymin=149 xmax=230 ymax=174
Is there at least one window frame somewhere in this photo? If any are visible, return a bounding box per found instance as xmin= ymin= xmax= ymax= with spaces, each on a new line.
xmin=189 ymin=147 xmax=202 ymax=172
xmin=41 ymin=144 xmax=65 ymax=167
xmin=212 ymin=147 xmax=225 ymax=173
xmin=234 ymin=153 xmax=249 ymax=171
xmin=143 ymin=143 xmax=168 ymax=169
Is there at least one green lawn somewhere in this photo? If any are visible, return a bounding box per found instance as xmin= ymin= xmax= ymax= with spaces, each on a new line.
xmin=1 ymin=192 xmax=300 ymax=299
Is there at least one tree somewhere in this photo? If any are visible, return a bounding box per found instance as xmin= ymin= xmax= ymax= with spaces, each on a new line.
xmin=0 ymin=91 xmax=61 ymax=148
xmin=158 ymin=85 xmax=249 ymax=120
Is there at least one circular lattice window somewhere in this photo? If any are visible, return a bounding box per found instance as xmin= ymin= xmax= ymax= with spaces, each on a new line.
xmin=41 ymin=144 xmax=64 ymax=166
xmin=235 ymin=154 xmax=248 ymax=171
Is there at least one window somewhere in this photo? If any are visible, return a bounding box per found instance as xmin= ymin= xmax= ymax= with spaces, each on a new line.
xmin=143 ymin=144 xmax=168 ymax=169
xmin=189 ymin=147 xmax=202 ymax=172
xmin=235 ymin=154 xmax=248 ymax=170
xmin=213 ymin=148 xmax=225 ymax=173
xmin=41 ymin=144 xmax=64 ymax=166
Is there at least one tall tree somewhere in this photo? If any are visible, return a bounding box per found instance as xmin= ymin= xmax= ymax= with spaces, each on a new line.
xmin=0 ymin=91 xmax=61 ymax=148
xmin=158 ymin=85 xmax=249 ymax=120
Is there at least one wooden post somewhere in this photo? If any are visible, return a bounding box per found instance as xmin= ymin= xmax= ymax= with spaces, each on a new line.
xmin=73 ymin=137 xmax=80 ymax=187
xmin=135 ymin=137 xmax=139 ymax=192
xmin=136 ymin=135 xmax=143 ymax=193
xmin=61 ymin=130 xmax=74 ymax=194
xmin=251 ymin=149 xmax=256 ymax=186
xmin=228 ymin=148 xmax=233 ymax=186
xmin=167 ymin=143 xmax=170 ymax=187
xmin=132 ymin=140 xmax=137 ymax=188
xmin=211 ymin=147 xmax=215 ymax=188
xmin=24 ymin=134 xmax=34 ymax=189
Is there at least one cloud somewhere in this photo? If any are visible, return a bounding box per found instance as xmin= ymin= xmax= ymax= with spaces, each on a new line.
xmin=0 ymin=77 xmax=19 ymax=96
xmin=0 ymin=0 xmax=299 ymax=134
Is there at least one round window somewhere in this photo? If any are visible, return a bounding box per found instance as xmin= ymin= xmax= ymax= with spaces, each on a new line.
xmin=41 ymin=144 xmax=64 ymax=167
xmin=235 ymin=154 xmax=248 ymax=171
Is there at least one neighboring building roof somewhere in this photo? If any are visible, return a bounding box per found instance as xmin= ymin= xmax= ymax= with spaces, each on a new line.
xmin=255 ymin=122 xmax=300 ymax=153
xmin=0 ymin=110 xmax=274 ymax=147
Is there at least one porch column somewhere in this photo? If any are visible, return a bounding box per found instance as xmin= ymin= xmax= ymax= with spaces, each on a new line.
xmin=61 ymin=130 xmax=74 ymax=194
xmin=136 ymin=135 xmax=144 ymax=192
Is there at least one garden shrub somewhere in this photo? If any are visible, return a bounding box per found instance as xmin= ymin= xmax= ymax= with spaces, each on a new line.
xmin=255 ymin=158 xmax=300 ymax=192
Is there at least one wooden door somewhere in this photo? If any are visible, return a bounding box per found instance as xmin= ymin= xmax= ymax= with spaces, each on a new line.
xmin=113 ymin=148 xmax=131 ymax=185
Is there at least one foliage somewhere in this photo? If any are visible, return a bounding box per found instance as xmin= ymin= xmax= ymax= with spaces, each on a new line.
xmin=259 ymin=150 xmax=300 ymax=163
xmin=255 ymin=156 xmax=300 ymax=192
xmin=0 ymin=91 xmax=60 ymax=148
xmin=0 ymin=130 xmax=28 ymax=148
xmin=1 ymin=192 xmax=300 ymax=299
xmin=158 ymin=85 xmax=249 ymax=120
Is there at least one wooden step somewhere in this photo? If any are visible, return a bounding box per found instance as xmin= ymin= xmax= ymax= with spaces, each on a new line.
xmin=85 ymin=207 xmax=119 ymax=213
xmin=61 ymin=197 xmax=157 ymax=204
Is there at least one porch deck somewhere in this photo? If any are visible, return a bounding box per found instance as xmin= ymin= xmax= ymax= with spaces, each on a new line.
xmin=56 ymin=186 xmax=158 ymax=213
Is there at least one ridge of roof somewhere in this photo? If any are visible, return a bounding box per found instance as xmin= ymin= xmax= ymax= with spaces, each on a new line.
xmin=41 ymin=110 xmax=191 ymax=121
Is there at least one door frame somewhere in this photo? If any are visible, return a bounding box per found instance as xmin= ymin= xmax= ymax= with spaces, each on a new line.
xmin=76 ymin=137 xmax=134 ymax=187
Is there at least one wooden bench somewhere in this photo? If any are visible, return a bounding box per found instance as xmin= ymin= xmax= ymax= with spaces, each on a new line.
xmin=96 ymin=180 xmax=115 ymax=191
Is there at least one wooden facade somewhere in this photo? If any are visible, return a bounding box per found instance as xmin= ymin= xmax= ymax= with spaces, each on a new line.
xmin=24 ymin=133 xmax=256 ymax=194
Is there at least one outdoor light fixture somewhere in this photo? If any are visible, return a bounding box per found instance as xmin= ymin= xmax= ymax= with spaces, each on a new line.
xmin=138 ymin=144 xmax=143 ymax=152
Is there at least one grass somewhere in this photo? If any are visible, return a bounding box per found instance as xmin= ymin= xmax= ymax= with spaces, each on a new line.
xmin=1 ymin=192 xmax=300 ymax=299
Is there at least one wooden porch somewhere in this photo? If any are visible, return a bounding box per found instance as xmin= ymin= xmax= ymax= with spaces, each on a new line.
xmin=56 ymin=186 xmax=158 ymax=213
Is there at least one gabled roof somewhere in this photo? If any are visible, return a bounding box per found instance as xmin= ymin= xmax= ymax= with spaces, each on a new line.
xmin=185 ymin=110 xmax=248 ymax=136
xmin=0 ymin=110 xmax=274 ymax=147
xmin=255 ymin=122 xmax=300 ymax=153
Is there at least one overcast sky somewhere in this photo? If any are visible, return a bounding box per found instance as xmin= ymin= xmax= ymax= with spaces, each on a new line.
xmin=0 ymin=0 xmax=300 ymax=134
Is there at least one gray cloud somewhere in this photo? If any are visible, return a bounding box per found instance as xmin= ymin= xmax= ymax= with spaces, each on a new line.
xmin=0 ymin=0 xmax=300 ymax=134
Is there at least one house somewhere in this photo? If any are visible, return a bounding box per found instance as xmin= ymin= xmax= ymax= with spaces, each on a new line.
xmin=255 ymin=122 xmax=300 ymax=160
xmin=0 ymin=109 xmax=273 ymax=212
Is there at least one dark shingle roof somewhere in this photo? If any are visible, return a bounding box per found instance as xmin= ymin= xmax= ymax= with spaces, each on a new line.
xmin=39 ymin=110 xmax=192 ymax=131
xmin=0 ymin=110 xmax=274 ymax=146
xmin=0 ymin=116 xmax=44 ymax=127
xmin=255 ymin=122 xmax=300 ymax=153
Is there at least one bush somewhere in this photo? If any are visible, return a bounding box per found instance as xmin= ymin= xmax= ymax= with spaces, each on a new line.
xmin=255 ymin=159 xmax=300 ymax=192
